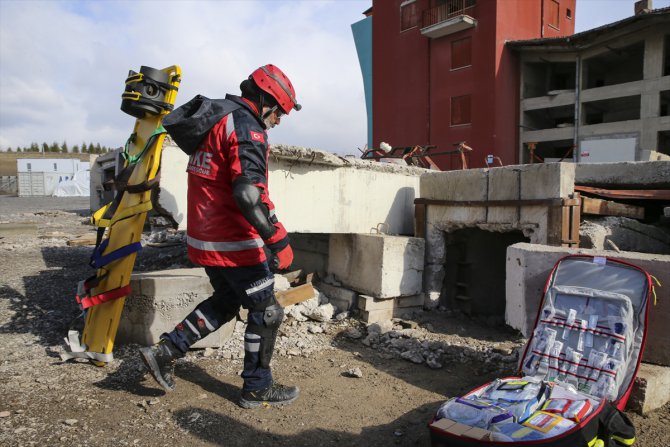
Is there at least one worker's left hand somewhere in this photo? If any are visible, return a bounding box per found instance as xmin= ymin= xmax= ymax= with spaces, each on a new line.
xmin=269 ymin=243 xmax=293 ymax=272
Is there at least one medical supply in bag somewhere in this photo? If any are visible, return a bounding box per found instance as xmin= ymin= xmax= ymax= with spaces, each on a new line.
xmin=522 ymin=411 xmax=576 ymax=437
xmin=435 ymin=397 xmax=514 ymax=429
xmin=480 ymin=378 xmax=548 ymax=422
xmin=541 ymin=398 xmax=592 ymax=422
xmin=429 ymin=255 xmax=653 ymax=447
xmin=489 ymin=422 xmax=547 ymax=442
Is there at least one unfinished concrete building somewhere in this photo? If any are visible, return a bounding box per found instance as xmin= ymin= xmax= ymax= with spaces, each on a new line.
xmin=508 ymin=7 xmax=670 ymax=163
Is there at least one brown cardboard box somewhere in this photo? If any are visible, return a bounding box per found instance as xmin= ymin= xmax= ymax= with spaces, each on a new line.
xmin=429 ymin=418 xmax=492 ymax=440
xmin=429 ymin=418 xmax=457 ymax=431
xmin=463 ymin=426 xmax=490 ymax=440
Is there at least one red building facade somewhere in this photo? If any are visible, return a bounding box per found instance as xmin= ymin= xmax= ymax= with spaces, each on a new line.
xmin=372 ymin=0 xmax=576 ymax=169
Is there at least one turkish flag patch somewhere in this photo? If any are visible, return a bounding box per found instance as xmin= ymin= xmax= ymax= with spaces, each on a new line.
xmin=250 ymin=131 xmax=264 ymax=143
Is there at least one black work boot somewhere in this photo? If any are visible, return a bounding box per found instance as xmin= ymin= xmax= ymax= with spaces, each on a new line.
xmin=139 ymin=338 xmax=182 ymax=392
xmin=238 ymin=383 xmax=300 ymax=409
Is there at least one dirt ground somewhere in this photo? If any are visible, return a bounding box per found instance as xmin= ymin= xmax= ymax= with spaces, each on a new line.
xmin=1 ymin=196 xmax=668 ymax=447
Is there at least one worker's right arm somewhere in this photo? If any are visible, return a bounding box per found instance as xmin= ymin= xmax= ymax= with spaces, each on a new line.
xmin=228 ymin=113 xmax=293 ymax=271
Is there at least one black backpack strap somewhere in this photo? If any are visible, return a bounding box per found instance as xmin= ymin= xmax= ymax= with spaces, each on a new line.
xmin=163 ymin=95 xmax=242 ymax=154
xmin=599 ymin=402 xmax=636 ymax=447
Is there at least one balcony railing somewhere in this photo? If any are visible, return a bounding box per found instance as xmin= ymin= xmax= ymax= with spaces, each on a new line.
xmin=422 ymin=0 xmax=477 ymax=29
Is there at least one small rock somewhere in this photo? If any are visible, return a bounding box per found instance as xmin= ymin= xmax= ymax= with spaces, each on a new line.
xmin=305 ymin=303 xmax=335 ymax=322
xmin=393 ymin=429 xmax=404 ymax=437
xmin=344 ymin=367 xmax=363 ymax=378
xmin=400 ymin=350 xmax=424 ymax=364
xmin=148 ymin=399 xmax=160 ymax=405
xmin=203 ymin=347 xmax=214 ymax=358
xmin=0 ymin=411 xmax=10 ymax=418
xmin=333 ymin=311 xmax=347 ymax=321
xmin=187 ymin=412 xmax=201 ymax=423
xmin=345 ymin=328 xmax=363 ymax=339
xmin=307 ymin=324 xmax=324 ymax=334
xmin=64 ymin=419 xmax=78 ymax=426
xmin=426 ymin=358 xmax=443 ymax=369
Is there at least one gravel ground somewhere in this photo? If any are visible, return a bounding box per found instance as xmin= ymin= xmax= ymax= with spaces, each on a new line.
xmin=1 ymin=196 xmax=668 ymax=446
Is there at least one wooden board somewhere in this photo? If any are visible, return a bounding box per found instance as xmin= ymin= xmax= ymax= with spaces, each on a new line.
xmin=66 ymin=233 xmax=98 ymax=246
xmin=276 ymin=283 xmax=315 ymax=307
xmin=582 ymin=196 xmax=645 ymax=219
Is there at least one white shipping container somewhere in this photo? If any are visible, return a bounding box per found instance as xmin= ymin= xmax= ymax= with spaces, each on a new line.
xmin=16 ymin=158 xmax=89 ymax=174
xmin=16 ymin=158 xmax=91 ymax=196
xmin=18 ymin=172 xmax=63 ymax=196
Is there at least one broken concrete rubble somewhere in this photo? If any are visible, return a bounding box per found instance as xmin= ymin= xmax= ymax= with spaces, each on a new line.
xmin=580 ymin=216 xmax=670 ymax=254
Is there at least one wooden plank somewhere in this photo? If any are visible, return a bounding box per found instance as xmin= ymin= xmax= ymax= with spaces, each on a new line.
xmin=275 ymin=283 xmax=315 ymax=307
xmin=66 ymin=233 xmax=98 ymax=246
xmin=415 ymin=203 xmax=426 ymax=238
xmin=570 ymin=194 xmax=581 ymax=247
xmin=581 ymin=196 xmax=645 ymax=219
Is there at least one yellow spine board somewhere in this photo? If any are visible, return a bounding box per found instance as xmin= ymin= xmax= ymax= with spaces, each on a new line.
xmin=81 ymin=65 xmax=181 ymax=366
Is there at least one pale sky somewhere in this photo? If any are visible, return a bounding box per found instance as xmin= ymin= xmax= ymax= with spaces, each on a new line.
xmin=0 ymin=0 xmax=668 ymax=156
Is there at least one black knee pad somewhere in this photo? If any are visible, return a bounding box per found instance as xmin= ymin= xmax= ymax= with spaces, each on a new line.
xmin=247 ymin=298 xmax=284 ymax=369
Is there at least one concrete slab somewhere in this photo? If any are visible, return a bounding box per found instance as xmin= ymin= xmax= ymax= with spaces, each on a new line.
xmin=506 ymin=243 xmax=670 ymax=366
xmin=328 ymin=234 xmax=425 ymax=298
xmin=575 ymin=161 xmax=670 ymax=188
xmin=627 ymin=363 xmax=670 ymax=415
xmin=158 ymin=142 xmax=424 ymax=235
xmin=0 ymin=222 xmax=38 ymax=237
xmin=117 ymin=268 xmax=235 ymax=348
xmin=359 ymin=306 xmax=423 ymax=324
xmin=358 ymin=294 xmax=424 ymax=311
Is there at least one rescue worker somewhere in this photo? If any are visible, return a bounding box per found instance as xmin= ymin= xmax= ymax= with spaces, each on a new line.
xmin=140 ymin=64 xmax=301 ymax=408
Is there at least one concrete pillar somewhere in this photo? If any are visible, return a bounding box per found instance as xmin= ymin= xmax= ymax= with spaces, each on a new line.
xmin=640 ymin=32 xmax=665 ymax=154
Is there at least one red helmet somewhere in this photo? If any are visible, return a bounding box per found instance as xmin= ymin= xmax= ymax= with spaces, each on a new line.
xmin=250 ymin=64 xmax=302 ymax=114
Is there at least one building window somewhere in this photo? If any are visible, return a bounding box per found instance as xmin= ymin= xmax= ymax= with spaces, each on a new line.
xmin=27 ymin=163 xmax=32 ymax=172
xmin=548 ymin=0 xmax=560 ymax=30
xmin=566 ymin=8 xmax=572 ymax=20
xmin=400 ymin=0 xmax=419 ymax=31
xmin=451 ymin=95 xmax=471 ymax=126
xmin=53 ymin=163 xmax=57 ymax=171
xmin=451 ymin=37 xmax=472 ymax=70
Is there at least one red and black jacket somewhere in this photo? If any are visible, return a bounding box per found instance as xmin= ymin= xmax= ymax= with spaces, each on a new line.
xmin=185 ymin=94 xmax=287 ymax=267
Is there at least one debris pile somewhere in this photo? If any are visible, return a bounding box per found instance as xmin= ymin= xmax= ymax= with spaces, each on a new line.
xmin=191 ymin=283 xmax=524 ymax=377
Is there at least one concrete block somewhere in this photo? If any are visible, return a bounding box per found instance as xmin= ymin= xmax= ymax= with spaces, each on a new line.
xmin=575 ymin=160 xmax=670 ymax=188
xmin=359 ymin=306 xmax=423 ymax=324
xmin=519 ymin=163 xmax=575 ymax=200
xmin=487 ymin=167 xmax=520 ymax=224
xmin=316 ymin=282 xmax=359 ymax=312
xmin=328 ymin=234 xmax=425 ymax=298
xmin=420 ymin=169 xmax=488 ymax=201
xmin=290 ymin=233 xmax=330 ymax=276
xmin=158 ymin=142 xmax=422 ymax=235
xmin=358 ymin=294 xmax=425 ymax=311
xmin=117 ymin=268 xmax=234 ymax=349
xmin=627 ymin=363 xmax=670 ymax=415
xmin=506 ymin=243 xmax=670 ymax=366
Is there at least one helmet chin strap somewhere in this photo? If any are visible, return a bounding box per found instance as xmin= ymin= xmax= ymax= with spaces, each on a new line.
xmin=262 ymin=105 xmax=278 ymax=129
